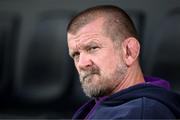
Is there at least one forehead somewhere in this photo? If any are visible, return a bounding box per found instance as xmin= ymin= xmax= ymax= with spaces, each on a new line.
xmin=68 ymin=17 xmax=106 ymax=43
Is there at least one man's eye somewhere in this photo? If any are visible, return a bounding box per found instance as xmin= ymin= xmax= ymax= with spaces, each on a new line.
xmin=88 ymin=46 xmax=99 ymax=52
xmin=72 ymin=53 xmax=80 ymax=61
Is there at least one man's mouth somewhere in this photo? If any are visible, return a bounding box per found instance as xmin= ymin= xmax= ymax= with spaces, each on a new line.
xmin=83 ymin=74 xmax=93 ymax=82
xmin=82 ymin=73 xmax=98 ymax=82
xmin=80 ymin=67 xmax=100 ymax=83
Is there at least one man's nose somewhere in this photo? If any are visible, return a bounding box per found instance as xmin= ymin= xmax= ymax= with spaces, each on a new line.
xmin=77 ymin=53 xmax=93 ymax=70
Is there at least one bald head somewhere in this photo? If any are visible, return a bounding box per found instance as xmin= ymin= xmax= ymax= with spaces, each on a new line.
xmin=67 ymin=5 xmax=138 ymax=42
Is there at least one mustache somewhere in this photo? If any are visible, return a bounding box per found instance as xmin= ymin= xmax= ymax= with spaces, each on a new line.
xmin=79 ymin=66 xmax=100 ymax=82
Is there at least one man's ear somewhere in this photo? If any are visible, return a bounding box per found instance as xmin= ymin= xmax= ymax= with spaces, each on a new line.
xmin=122 ymin=37 xmax=140 ymax=66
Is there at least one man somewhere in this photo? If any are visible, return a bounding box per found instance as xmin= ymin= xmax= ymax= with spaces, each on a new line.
xmin=67 ymin=5 xmax=180 ymax=119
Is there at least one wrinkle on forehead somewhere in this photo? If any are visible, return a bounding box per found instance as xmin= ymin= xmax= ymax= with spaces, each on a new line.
xmin=68 ymin=17 xmax=106 ymax=40
xmin=68 ymin=32 xmax=100 ymax=43
xmin=68 ymin=32 xmax=102 ymax=53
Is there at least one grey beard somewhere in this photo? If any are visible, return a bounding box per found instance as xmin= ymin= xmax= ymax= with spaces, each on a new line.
xmin=79 ymin=63 xmax=127 ymax=98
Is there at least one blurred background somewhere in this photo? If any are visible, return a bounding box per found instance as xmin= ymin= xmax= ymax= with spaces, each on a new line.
xmin=0 ymin=0 xmax=180 ymax=119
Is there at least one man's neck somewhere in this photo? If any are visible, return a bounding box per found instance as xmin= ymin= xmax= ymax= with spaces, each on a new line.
xmin=111 ymin=63 xmax=145 ymax=95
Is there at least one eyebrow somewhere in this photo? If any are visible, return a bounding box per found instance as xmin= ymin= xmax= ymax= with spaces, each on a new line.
xmin=84 ymin=40 xmax=102 ymax=47
xmin=69 ymin=41 xmax=101 ymax=57
xmin=83 ymin=41 xmax=98 ymax=48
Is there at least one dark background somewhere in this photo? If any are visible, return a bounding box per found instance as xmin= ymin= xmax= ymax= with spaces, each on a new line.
xmin=0 ymin=0 xmax=180 ymax=119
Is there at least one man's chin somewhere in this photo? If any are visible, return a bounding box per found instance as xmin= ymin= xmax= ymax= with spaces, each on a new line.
xmin=82 ymin=85 xmax=107 ymax=98
xmin=81 ymin=80 xmax=104 ymax=97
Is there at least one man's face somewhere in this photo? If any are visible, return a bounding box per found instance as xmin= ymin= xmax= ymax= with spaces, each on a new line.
xmin=68 ymin=18 xmax=127 ymax=98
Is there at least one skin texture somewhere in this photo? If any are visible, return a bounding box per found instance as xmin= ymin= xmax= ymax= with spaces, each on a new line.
xmin=68 ymin=17 xmax=145 ymax=98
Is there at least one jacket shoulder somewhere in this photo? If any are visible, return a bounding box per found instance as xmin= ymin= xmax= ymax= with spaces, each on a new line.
xmin=92 ymin=97 xmax=175 ymax=119
xmin=141 ymin=97 xmax=175 ymax=119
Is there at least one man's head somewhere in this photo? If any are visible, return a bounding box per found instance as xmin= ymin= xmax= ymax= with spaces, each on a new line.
xmin=67 ymin=5 xmax=141 ymax=98
xmin=67 ymin=5 xmax=138 ymax=43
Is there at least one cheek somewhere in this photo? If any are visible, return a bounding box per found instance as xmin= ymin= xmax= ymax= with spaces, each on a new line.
xmin=93 ymin=52 xmax=118 ymax=73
